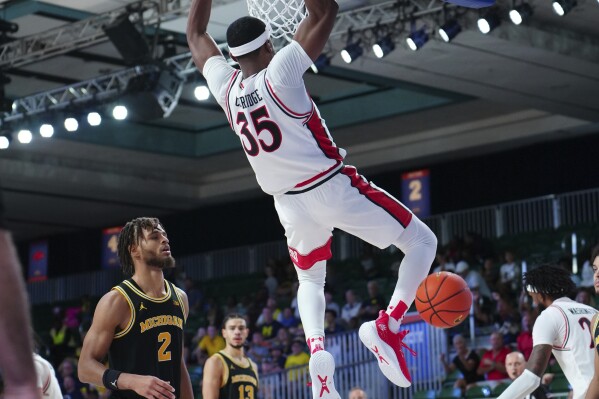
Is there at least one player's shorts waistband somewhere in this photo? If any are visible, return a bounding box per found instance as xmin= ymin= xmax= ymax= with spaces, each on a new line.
xmin=285 ymin=163 xmax=343 ymax=195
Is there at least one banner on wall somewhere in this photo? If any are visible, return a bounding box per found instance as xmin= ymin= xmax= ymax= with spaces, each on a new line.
xmin=28 ymin=240 xmax=48 ymax=282
xmin=102 ymin=226 xmax=122 ymax=269
xmin=401 ymin=169 xmax=431 ymax=218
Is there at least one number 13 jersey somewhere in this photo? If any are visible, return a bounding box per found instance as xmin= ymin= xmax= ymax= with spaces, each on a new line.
xmin=203 ymin=41 xmax=346 ymax=196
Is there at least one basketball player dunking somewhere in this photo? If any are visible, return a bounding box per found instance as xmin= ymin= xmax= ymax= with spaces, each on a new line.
xmin=186 ymin=0 xmax=437 ymax=395
xmin=78 ymin=217 xmax=193 ymax=399
xmin=203 ymin=314 xmax=259 ymax=399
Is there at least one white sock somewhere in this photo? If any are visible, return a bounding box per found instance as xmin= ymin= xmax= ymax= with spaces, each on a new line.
xmin=295 ymin=260 xmax=327 ymax=343
xmin=386 ymin=217 xmax=437 ymax=333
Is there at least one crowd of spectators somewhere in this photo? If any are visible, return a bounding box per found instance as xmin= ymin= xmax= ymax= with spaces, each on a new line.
xmin=23 ymin=229 xmax=599 ymax=399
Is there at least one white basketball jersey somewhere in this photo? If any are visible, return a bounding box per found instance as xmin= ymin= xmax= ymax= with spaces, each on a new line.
xmin=33 ymin=353 xmax=62 ymax=399
xmin=532 ymin=297 xmax=597 ymax=399
xmin=203 ymin=41 xmax=346 ymax=195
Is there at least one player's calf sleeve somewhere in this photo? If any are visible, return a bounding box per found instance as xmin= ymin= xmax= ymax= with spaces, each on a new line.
xmin=295 ymin=260 xmax=327 ymax=350
xmin=387 ymin=217 xmax=437 ymax=330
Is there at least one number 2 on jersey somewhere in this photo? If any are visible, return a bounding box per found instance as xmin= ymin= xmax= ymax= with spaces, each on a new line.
xmin=158 ymin=332 xmax=172 ymax=362
xmin=236 ymin=106 xmax=282 ymax=157
xmin=579 ymin=317 xmax=594 ymax=349
xmin=238 ymin=385 xmax=254 ymax=399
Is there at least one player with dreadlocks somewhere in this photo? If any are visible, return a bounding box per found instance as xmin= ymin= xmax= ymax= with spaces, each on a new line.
xmin=497 ymin=264 xmax=596 ymax=399
xmin=79 ymin=217 xmax=194 ymax=399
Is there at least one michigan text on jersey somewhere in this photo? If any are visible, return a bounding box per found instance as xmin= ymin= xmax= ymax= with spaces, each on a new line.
xmin=231 ymin=375 xmax=258 ymax=385
xmin=139 ymin=315 xmax=183 ymax=333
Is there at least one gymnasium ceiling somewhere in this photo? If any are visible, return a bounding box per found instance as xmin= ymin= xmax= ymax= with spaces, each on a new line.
xmin=0 ymin=0 xmax=598 ymax=241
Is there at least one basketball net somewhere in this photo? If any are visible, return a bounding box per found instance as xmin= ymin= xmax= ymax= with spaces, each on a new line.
xmin=246 ymin=0 xmax=307 ymax=44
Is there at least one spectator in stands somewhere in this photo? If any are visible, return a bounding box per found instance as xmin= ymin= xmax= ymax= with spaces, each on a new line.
xmin=471 ymin=284 xmax=495 ymax=328
xmin=183 ymin=277 xmax=202 ymax=316
xmin=272 ymin=327 xmax=292 ymax=354
xmin=433 ymin=252 xmax=456 ymax=273
xmin=440 ymin=334 xmax=484 ymax=392
xmin=264 ymin=265 xmax=279 ymax=296
xmin=360 ymin=245 xmax=378 ymax=278
xmin=558 ymin=256 xmax=582 ymax=287
xmin=477 ymin=332 xmax=511 ymax=381
xmin=493 ymin=293 xmax=521 ymax=345
xmin=325 ymin=290 xmax=341 ymax=318
xmin=191 ymin=326 xmax=207 ymax=349
xmin=278 ymin=307 xmax=299 ymax=328
xmin=247 ymin=331 xmax=271 ymax=363
xmin=284 ymin=339 xmax=310 ymax=382
xmin=359 ymin=280 xmax=386 ymax=322
xmin=49 ymin=311 xmax=71 ymax=366
xmin=62 ymin=376 xmax=84 ymax=399
xmin=196 ymin=325 xmax=225 ymax=357
xmin=482 ymin=257 xmax=500 ymax=293
xmin=257 ymin=298 xmax=282 ymax=326
xmin=236 ymin=295 xmax=251 ymax=316
xmin=456 ymin=261 xmax=492 ymax=300
xmin=499 ymin=250 xmax=520 ymax=294
xmin=348 ymin=387 xmax=368 ymax=399
xmin=203 ymin=297 xmax=222 ymax=327
xmin=257 ymin=307 xmax=283 ymax=340
xmin=505 ymin=351 xmax=548 ymax=399
xmin=269 ymin=346 xmax=286 ymax=370
xmin=324 ymin=309 xmax=345 ymax=335
xmin=575 ymin=287 xmax=591 ymax=306
xmin=341 ymin=289 xmax=361 ymax=325
xmin=222 ymin=295 xmax=238 ymax=316
xmin=56 ymin=358 xmax=83 ymax=395
xmin=517 ymin=311 xmax=534 ymax=360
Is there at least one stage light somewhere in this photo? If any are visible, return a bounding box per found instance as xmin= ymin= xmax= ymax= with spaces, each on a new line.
xmin=372 ymin=35 xmax=395 ymax=58
xmin=439 ymin=20 xmax=462 ymax=43
xmin=478 ymin=11 xmax=501 ymax=34
xmin=406 ymin=28 xmax=429 ymax=51
xmin=112 ymin=105 xmax=128 ymax=120
xmin=17 ymin=129 xmax=32 ymax=144
xmin=0 ymin=135 xmax=9 ymax=149
xmin=39 ymin=123 xmax=54 ymax=138
xmin=552 ymin=0 xmax=576 ymax=15
xmin=194 ymin=85 xmax=210 ymax=101
xmin=340 ymin=42 xmax=363 ymax=64
xmin=310 ymin=54 xmax=331 ymax=73
xmin=64 ymin=117 xmax=78 ymax=132
xmin=509 ymin=3 xmax=533 ymax=25
xmin=87 ymin=112 xmax=102 ymax=126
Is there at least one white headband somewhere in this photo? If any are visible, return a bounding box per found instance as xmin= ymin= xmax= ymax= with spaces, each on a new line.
xmin=228 ymin=27 xmax=270 ymax=57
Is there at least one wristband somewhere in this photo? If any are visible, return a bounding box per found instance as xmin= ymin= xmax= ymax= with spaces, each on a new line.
xmin=103 ymin=369 xmax=122 ymax=391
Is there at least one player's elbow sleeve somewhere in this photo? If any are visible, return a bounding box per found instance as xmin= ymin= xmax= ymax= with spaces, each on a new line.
xmin=499 ymin=370 xmax=541 ymax=398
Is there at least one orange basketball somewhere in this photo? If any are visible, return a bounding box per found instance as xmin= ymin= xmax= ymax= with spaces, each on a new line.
xmin=415 ymin=271 xmax=472 ymax=328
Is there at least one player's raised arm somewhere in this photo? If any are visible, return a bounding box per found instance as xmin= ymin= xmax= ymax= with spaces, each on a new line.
xmin=186 ymin=0 xmax=225 ymax=72
xmin=293 ymin=0 xmax=339 ymax=60
xmin=496 ymin=344 xmax=551 ymax=399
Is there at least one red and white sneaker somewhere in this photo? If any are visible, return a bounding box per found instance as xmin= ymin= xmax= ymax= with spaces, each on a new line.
xmin=308 ymin=350 xmax=341 ymax=399
xmin=358 ymin=310 xmax=416 ymax=387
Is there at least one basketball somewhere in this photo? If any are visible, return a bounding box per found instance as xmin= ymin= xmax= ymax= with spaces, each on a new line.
xmin=415 ymin=272 xmax=472 ymax=328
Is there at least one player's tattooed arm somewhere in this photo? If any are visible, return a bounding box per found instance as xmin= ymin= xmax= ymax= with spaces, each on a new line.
xmin=526 ymin=344 xmax=552 ymax=376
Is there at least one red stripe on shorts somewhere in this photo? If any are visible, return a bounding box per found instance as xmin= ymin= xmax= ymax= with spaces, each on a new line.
xmin=341 ymin=166 xmax=413 ymax=228
xmin=305 ymin=111 xmax=343 ymax=161
xmin=288 ymin=237 xmax=333 ymax=270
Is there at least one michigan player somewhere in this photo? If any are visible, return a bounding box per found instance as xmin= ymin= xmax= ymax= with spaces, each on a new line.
xmin=186 ymin=0 xmax=437 ymax=393
xmin=78 ymin=217 xmax=193 ymax=399
xmin=203 ymin=314 xmax=259 ymax=399
xmin=583 ymin=247 xmax=599 ymax=399
xmin=497 ymin=264 xmax=596 ymax=399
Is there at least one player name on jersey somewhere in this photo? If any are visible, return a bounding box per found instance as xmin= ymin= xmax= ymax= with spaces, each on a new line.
xmin=139 ymin=315 xmax=183 ymax=333
xmin=567 ymin=307 xmax=596 ymax=315
xmin=235 ymin=89 xmax=263 ymax=109
xmin=231 ymin=374 xmax=258 ymax=385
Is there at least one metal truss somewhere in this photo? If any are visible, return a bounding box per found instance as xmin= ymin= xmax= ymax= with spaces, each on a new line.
xmin=1 ymin=0 xmax=450 ymax=123
xmin=2 ymin=64 xmax=185 ymax=123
